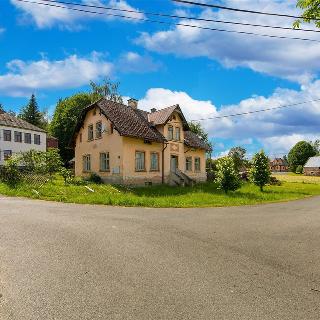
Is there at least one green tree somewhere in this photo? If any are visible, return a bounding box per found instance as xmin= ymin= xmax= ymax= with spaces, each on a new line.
xmin=215 ymin=156 xmax=241 ymax=194
xmin=310 ymin=139 xmax=320 ymax=155
xmin=19 ymin=94 xmax=47 ymax=129
xmin=44 ymin=148 xmax=63 ymax=177
xmin=50 ymin=93 xmax=93 ymax=162
xmin=249 ymin=150 xmax=271 ymax=192
xmin=288 ymin=141 xmax=316 ymax=172
xmin=188 ymin=121 xmax=213 ymax=154
xmin=0 ymin=103 xmax=4 ymax=113
xmin=49 ymin=79 xmax=122 ymax=162
xmin=294 ymin=0 xmax=320 ymax=28
xmin=228 ymin=146 xmax=247 ymax=172
xmin=90 ymin=78 xmax=123 ymax=103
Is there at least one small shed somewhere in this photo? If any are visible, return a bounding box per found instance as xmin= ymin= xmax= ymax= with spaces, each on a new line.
xmin=304 ymin=156 xmax=320 ymax=176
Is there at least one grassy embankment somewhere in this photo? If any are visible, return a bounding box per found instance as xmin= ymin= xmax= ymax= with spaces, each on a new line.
xmin=0 ymin=174 xmax=319 ymax=208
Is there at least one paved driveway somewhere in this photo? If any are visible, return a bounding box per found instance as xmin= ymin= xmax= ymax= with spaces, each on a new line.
xmin=0 ymin=196 xmax=320 ymax=319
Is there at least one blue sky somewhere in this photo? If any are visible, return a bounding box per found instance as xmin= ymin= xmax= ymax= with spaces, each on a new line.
xmin=1 ymin=0 xmax=320 ymax=157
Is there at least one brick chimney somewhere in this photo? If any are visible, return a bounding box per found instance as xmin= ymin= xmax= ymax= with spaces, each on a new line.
xmin=128 ymin=98 xmax=138 ymax=109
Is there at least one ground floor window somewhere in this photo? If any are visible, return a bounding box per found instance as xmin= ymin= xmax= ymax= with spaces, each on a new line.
xmin=100 ymin=152 xmax=110 ymax=171
xmin=3 ymin=150 xmax=12 ymax=161
xmin=194 ymin=157 xmax=201 ymax=172
xmin=34 ymin=134 xmax=41 ymax=145
xmin=150 ymin=152 xmax=159 ymax=171
xmin=24 ymin=133 xmax=31 ymax=144
xmin=135 ymin=151 xmax=145 ymax=171
xmin=83 ymin=154 xmax=91 ymax=172
xmin=186 ymin=157 xmax=192 ymax=171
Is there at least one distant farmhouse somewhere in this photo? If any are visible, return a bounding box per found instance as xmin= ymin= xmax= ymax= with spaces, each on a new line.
xmin=0 ymin=111 xmax=57 ymax=165
xmin=270 ymin=158 xmax=288 ymax=173
xmin=304 ymin=156 xmax=320 ymax=176
xmin=72 ymin=98 xmax=210 ymax=186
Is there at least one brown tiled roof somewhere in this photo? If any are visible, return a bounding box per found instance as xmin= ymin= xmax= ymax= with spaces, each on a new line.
xmin=75 ymin=99 xmax=165 ymax=143
xmin=0 ymin=112 xmax=46 ymax=133
xmin=148 ymin=105 xmax=178 ymax=125
xmin=184 ymin=131 xmax=211 ymax=151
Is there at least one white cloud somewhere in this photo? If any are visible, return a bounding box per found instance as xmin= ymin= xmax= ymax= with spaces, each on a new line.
xmin=0 ymin=52 xmax=113 ymax=96
xmin=137 ymin=0 xmax=320 ymax=83
xmin=137 ymin=88 xmax=219 ymax=121
xmin=0 ymin=28 xmax=5 ymax=33
xmin=10 ymin=0 xmax=144 ymax=29
xmin=136 ymin=83 xmax=320 ymax=155
xmin=117 ymin=52 xmax=161 ymax=73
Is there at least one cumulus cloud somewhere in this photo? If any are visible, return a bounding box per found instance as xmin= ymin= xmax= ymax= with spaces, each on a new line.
xmin=136 ymin=83 xmax=320 ymax=155
xmin=10 ymin=0 xmax=144 ymax=29
xmin=117 ymin=52 xmax=161 ymax=73
xmin=137 ymin=0 xmax=320 ymax=83
xmin=0 ymin=52 xmax=113 ymax=96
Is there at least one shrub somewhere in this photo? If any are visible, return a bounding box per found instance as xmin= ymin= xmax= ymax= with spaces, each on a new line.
xmin=250 ymin=150 xmax=271 ymax=191
xmin=44 ymin=148 xmax=63 ymax=177
xmin=87 ymin=172 xmax=103 ymax=184
xmin=207 ymin=170 xmax=216 ymax=182
xmin=215 ymin=156 xmax=241 ymax=194
xmin=0 ymin=157 xmax=21 ymax=187
xmin=296 ymin=165 xmax=304 ymax=174
xmin=60 ymin=167 xmax=74 ymax=185
xmin=269 ymin=176 xmax=282 ymax=186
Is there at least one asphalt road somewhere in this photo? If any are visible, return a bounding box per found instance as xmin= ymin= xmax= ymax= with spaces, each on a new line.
xmin=1 ymin=196 xmax=320 ymax=320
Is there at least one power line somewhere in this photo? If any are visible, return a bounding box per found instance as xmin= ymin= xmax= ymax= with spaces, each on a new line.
xmin=38 ymin=0 xmax=320 ymax=34
xmin=173 ymin=0 xmax=320 ymax=21
xmin=15 ymin=0 xmax=320 ymax=43
xmin=190 ymin=98 xmax=320 ymax=121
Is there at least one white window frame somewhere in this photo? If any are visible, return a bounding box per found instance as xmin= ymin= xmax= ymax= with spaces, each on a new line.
xmin=83 ymin=154 xmax=91 ymax=172
xmin=135 ymin=151 xmax=145 ymax=172
xmin=186 ymin=157 xmax=192 ymax=171
xmin=194 ymin=157 xmax=201 ymax=172
xmin=150 ymin=152 xmax=159 ymax=171
xmin=100 ymin=152 xmax=110 ymax=172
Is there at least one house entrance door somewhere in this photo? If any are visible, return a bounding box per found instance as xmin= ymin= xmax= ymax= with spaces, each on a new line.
xmin=171 ymin=155 xmax=178 ymax=172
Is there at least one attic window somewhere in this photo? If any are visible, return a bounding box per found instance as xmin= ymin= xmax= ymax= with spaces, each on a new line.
xmin=172 ymin=115 xmax=176 ymax=120
xmin=93 ymin=108 xmax=96 ymax=116
xmin=144 ymin=140 xmax=152 ymax=145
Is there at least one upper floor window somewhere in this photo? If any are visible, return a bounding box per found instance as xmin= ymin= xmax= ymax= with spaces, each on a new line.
xmin=96 ymin=121 xmax=102 ymax=139
xmin=83 ymin=154 xmax=91 ymax=172
xmin=100 ymin=152 xmax=110 ymax=172
xmin=150 ymin=152 xmax=159 ymax=171
xmin=195 ymin=157 xmax=201 ymax=172
xmin=14 ymin=131 xmax=22 ymax=143
xmin=79 ymin=133 xmax=82 ymax=143
xmin=135 ymin=151 xmax=145 ymax=171
xmin=186 ymin=157 xmax=192 ymax=171
xmin=88 ymin=124 xmax=94 ymax=141
xmin=168 ymin=126 xmax=173 ymax=141
xmin=34 ymin=134 xmax=41 ymax=145
xmin=3 ymin=150 xmax=12 ymax=161
xmin=24 ymin=133 xmax=31 ymax=144
xmin=175 ymin=127 xmax=180 ymax=141
xmin=3 ymin=130 xmax=11 ymax=141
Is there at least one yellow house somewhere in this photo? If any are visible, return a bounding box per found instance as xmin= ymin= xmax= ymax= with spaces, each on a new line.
xmin=73 ymin=98 xmax=210 ymax=186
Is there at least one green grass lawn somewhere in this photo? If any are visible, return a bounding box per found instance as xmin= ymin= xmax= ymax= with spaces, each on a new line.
xmin=0 ymin=177 xmax=319 ymax=208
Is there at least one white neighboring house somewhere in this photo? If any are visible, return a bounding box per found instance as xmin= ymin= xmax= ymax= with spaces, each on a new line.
xmin=0 ymin=111 xmax=47 ymax=165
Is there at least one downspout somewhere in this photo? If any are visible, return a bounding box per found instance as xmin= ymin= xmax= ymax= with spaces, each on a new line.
xmin=162 ymin=142 xmax=168 ymax=184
